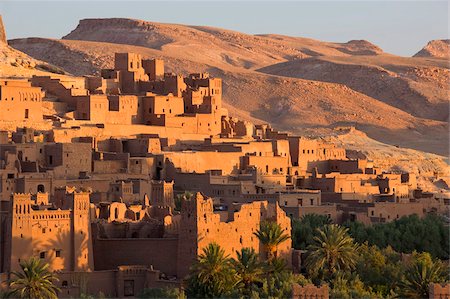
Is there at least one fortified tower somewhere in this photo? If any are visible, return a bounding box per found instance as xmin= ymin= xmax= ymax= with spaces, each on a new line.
xmin=70 ymin=191 xmax=94 ymax=271
xmin=9 ymin=194 xmax=34 ymax=271
xmin=176 ymin=192 xmax=211 ymax=278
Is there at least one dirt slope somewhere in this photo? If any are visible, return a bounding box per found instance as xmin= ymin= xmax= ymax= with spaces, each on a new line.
xmin=258 ymin=55 xmax=449 ymax=121
xmin=0 ymin=42 xmax=68 ymax=78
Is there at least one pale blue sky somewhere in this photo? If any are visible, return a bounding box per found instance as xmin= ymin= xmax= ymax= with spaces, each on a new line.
xmin=0 ymin=1 xmax=448 ymax=56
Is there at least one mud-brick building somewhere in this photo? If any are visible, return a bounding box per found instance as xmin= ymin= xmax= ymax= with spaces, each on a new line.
xmin=0 ymin=80 xmax=44 ymax=122
xmin=0 ymin=191 xmax=93 ymax=273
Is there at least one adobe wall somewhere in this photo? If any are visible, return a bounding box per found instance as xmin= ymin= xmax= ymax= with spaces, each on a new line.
xmin=283 ymin=205 xmax=341 ymax=223
xmin=292 ymin=283 xmax=329 ymax=299
xmin=0 ymin=272 xmax=7 ymax=293
xmin=42 ymin=101 xmax=68 ymax=116
xmin=0 ymin=81 xmax=44 ymax=122
xmin=97 ymin=220 xmax=162 ymax=238
xmin=429 ymin=283 xmax=450 ymax=299
xmin=92 ymin=238 xmax=178 ymax=276
xmin=278 ymin=191 xmax=321 ymax=207
xmin=56 ymin=268 xmax=180 ymax=298
xmin=10 ymin=207 xmax=73 ymax=272
xmin=163 ymin=151 xmax=242 ymax=179
xmin=45 ymin=143 xmax=92 ymax=179
xmin=93 ymin=160 xmax=127 ymax=174
xmin=51 ymin=123 xmax=210 ymax=144
xmin=177 ymin=196 xmax=291 ymax=278
xmin=15 ymin=176 xmax=53 ymax=196
xmin=243 ymin=155 xmax=289 ymax=175
xmin=368 ymin=202 xmax=425 ymax=222
xmin=8 ymin=192 xmax=93 ymax=273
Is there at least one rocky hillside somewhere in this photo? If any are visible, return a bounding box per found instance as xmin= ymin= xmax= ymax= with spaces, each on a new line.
xmin=0 ymin=41 xmax=67 ymax=78
xmin=414 ymin=39 xmax=450 ymax=59
xmin=7 ymin=18 xmax=449 ymax=158
xmin=258 ymin=55 xmax=449 ymax=121
xmin=61 ymin=18 xmax=383 ymax=70
xmin=0 ymin=17 xmax=67 ymax=78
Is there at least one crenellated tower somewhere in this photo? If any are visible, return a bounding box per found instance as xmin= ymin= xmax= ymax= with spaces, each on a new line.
xmin=69 ymin=191 xmax=94 ymax=271
xmin=9 ymin=194 xmax=34 ymax=272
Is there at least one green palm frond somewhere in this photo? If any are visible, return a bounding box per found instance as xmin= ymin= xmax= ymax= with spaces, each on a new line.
xmin=7 ymin=257 xmax=60 ymax=299
xmin=305 ymin=224 xmax=359 ymax=281
xmin=254 ymin=221 xmax=290 ymax=260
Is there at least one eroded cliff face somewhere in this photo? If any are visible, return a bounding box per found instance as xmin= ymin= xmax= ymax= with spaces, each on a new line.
xmin=414 ymin=39 xmax=450 ymax=59
xmin=0 ymin=15 xmax=7 ymax=45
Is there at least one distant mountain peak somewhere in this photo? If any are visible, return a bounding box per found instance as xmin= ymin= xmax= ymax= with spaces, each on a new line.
xmin=339 ymin=39 xmax=383 ymax=55
xmin=413 ymin=39 xmax=450 ymax=59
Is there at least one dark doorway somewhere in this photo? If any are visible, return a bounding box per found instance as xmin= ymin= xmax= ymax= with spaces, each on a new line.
xmin=37 ymin=184 xmax=45 ymax=193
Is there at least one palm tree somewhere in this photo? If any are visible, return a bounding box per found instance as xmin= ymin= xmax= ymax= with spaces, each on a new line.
xmin=398 ymin=253 xmax=447 ymax=298
xmin=186 ymin=243 xmax=237 ymax=298
xmin=7 ymin=257 xmax=60 ymax=299
xmin=254 ymin=221 xmax=290 ymax=261
xmin=174 ymin=191 xmax=193 ymax=212
xmin=262 ymin=257 xmax=293 ymax=298
xmin=232 ymin=248 xmax=264 ymax=296
xmin=305 ymin=224 xmax=359 ymax=281
xmin=254 ymin=222 xmax=290 ymax=297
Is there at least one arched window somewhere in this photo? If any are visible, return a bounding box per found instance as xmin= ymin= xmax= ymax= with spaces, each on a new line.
xmin=37 ymin=184 xmax=45 ymax=193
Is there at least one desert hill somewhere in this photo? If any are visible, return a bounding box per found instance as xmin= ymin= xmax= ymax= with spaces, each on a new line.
xmin=414 ymin=39 xmax=450 ymax=59
xmin=0 ymin=42 xmax=67 ymax=78
xmin=258 ymin=55 xmax=449 ymax=121
xmin=6 ymin=18 xmax=450 ymax=158
xmin=0 ymin=16 xmax=66 ymax=78
xmin=61 ymin=18 xmax=383 ymax=70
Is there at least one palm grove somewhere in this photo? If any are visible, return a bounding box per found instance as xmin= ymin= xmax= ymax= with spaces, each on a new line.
xmin=3 ymin=214 xmax=449 ymax=298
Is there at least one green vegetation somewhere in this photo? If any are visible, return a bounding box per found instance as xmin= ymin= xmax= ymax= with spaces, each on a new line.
xmin=6 ymin=258 xmax=60 ymax=299
xmin=292 ymin=214 xmax=331 ymax=249
xmin=186 ymin=222 xmax=296 ymax=298
xmin=293 ymin=213 xmax=449 ymax=259
xmin=174 ymin=191 xmax=193 ymax=212
xmin=5 ymin=215 xmax=447 ymax=299
xmin=290 ymin=214 xmax=449 ymax=298
xmin=305 ymin=224 xmax=359 ymax=281
xmin=231 ymin=248 xmax=263 ymax=296
xmin=182 ymin=216 xmax=449 ymax=298
xmin=344 ymin=214 xmax=450 ymax=259
xmin=253 ymin=220 xmax=290 ymax=260
xmin=186 ymin=243 xmax=238 ymax=298
xmin=398 ymin=252 xmax=448 ymax=299
xmin=138 ymin=287 xmax=185 ymax=299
